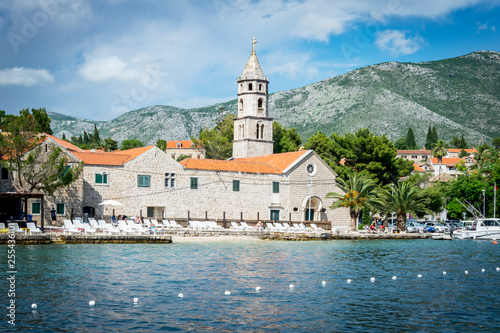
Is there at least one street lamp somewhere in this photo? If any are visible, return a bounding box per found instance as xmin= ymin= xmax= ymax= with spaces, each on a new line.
xmin=482 ymin=189 xmax=486 ymax=217
xmin=101 ymin=172 xmax=106 ymax=220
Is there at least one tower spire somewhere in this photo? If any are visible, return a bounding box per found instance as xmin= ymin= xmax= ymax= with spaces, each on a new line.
xmin=252 ymin=37 xmax=257 ymax=53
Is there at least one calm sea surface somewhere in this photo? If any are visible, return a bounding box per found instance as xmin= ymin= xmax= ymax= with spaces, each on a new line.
xmin=3 ymin=239 xmax=500 ymax=332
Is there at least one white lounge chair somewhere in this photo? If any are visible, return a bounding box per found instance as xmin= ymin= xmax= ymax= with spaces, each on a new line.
xmin=73 ymin=219 xmax=96 ymax=234
xmin=161 ymin=220 xmax=171 ymax=228
xmin=230 ymin=222 xmax=244 ymax=230
xmin=265 ymin=222 xmax=276 ymax=231
xmin=118 ymin=220 xmax=133 ymax=234
xmin=293 ymin=223 xmax=306 ymax=232
xmin=63 ymin=220 xmax=81 ymax=234
xmin=127 ymin=220 xmax=143 ymax=234
xmin=89 ymin=219 xmax=104 ymax=232
xmin=169 ymin=220 xmax=183 ymax=229
xmin=206 ymin=221 xmax=223 ymax=230
xmin=282 ymin=222 xmax=294 ymax=231
xmin=26 ymin=222 xmax=42 ymax=234
xmin=8 ymin=223 xmax=23 ymax=233
xmin=300 ymin=223 xmax=313 ymax=232
xmin=310 ymin=223 xmax=325 ymax=231
xmin=240 ymin=221 xmax=253 ymax=230
xmin=274 ymin=222 xmax=286 ymax=231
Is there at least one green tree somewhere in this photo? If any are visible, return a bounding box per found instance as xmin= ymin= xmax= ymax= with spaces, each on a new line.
xmin=446 ymin=198 xmax=463 ymax=220
xmin=406 ymin=127 xmax=418 ymax=149
xmin=273 ymin=122 xmax=302 ymax=153
xmin=176 ymin=155 xmax=190 ymax=162
xmin=303 ymin=132 xmax=335 ymax=166
xmin=425 ymin=126 xmax=433 ymax=150
xmin=394 ymin=137 xmax=407 ymax=150
xmin=156 ymin=139 xmax=167 ymax=151
xmin=121 ymin=139 xmax=144 ymax=150
xmin=328 ymin=128 xmax=414 ymax=185
xmin=92 ymin=124 xmax=101 ymax=146
xmin=326 ymin=174 xmax=377 ymax=231
xmin=192 ymin=110 xmax=234 ymax=160
xmin=103 ymin=138 xmax=118 ymax=152
xmin=432 ymin=140 xmax=448 ymax=177
xmin=83 ymin=131 xmax=90 ymax=145
xmin=30 ymin=107 xmax=52 ymax=135
xmin=372 ymin=181 xmax=430 ymax=231
xmin=492 ymin=137 xmax=500 ymax=150
xmin=0 ymin=110 xmax=81 ymax=195
xmin=431 ymin=126 xmax=439 ymax=148
xmin=450 ymin=134 xmax=468 ymax=149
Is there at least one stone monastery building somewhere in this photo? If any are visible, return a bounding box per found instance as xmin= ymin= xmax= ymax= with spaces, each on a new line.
xmin=3 ymin=39 xmax=349 ymax=228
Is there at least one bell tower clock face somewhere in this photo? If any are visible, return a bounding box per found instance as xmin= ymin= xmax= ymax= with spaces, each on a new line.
xmin=306 ymin=163 xmax=316 ymax=176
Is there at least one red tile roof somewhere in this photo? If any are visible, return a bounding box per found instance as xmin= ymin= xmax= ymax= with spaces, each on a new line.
xmin=44 ymin=134 xmax=84 ymax=152
xmin=447 ymin=148 xmax=477 ymax=153
xmin=430 ymin=157 xmax=462 ymax=166
xmin=413 ymin=163 xmax=426 ymax=172
xmin=167 ymin=140 xmax=197 ymax=149
xmin=72 ymin=146 xmax=155 ymax=166
xmin=397 ymin=149 xmax=432 ymax=155
xmin=181 ymin=150 xmax=308 ymax=174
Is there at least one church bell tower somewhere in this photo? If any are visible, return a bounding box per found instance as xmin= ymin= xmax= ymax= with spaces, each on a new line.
xmin=232 ymin=38 xmax=274 ymax=158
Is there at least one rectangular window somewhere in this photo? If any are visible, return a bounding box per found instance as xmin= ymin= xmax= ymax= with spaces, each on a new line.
xmin=1 ymin=167 xmax=8 ymax=180
xmin=270 ymin=210 xmax=280 ymax=221
xmin=190 ymin=177 xmax=198 ymax=189
xmin=165 ymin=173 xmax=176 ymax=188
xmin=272 ymin=181 xmax=280 ymax=193
xmin=32 ymin=202 xmax=41 ymax=214
xmin=233 ymin=180 xmax=240 ymax=191
xmin=56 ymin=203 xmax=65 ymax=215
xmin=95 ymin=173 xmax=108 ymax=184
xmin=147 ymin=207 xmax=154 ymax=218
xmin=138 ymin=175 xmax=150 ymax=187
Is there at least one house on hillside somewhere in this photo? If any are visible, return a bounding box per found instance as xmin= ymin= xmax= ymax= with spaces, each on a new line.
xmin=446 ymin=148 xmax=477 ymax=158
xmin=429 ymin=156 xmax=476 ymax=178
xmin=396 ymin=149 xmax=432 ymax=162
xmin=166 ymin=140 xmax=205 ymax=161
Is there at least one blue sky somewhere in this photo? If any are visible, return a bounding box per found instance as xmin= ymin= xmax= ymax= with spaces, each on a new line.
xmin=0 ymin=0 xmax=499 ymax=121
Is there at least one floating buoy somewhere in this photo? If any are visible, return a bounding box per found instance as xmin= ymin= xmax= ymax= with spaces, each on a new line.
xmin=31 ymin=303 xmax=37 ymax=309
xmin=392 ymin=276 xmax=397 ymax=280
xmin=465 ymin=270 xmax=469 ymax=275
xmin=178 ymin=293 xmax=184 ymax=298
xmin=493 ymin=241 xmax=498 ymax=244
xmin=289 ymin=284 xmax=295 ymax=290
xmin=443 ymin=271 xmax=447 ymax=275
xmin=133 ymin=298 xmax=138 ymax=303
xmin=347 ymin=279 xmax=352 ymax=284
xmin=496 ymin=267 xmax=499 ymax=272
xmin=224 ymin=291 xmax=231 ymax=296
xmin=255 ymin=286 xmax=261 ymax=292
xmin=370 ymin=277 xmax=375 ymax=282
xmin=322 ymin=281 xmax=326 ymax=286
xmin=89 ymin=301 xmax=95 ymax=306
xmin=417 ymin=274 xmax=422 ymax=278
xmin=481 ymin=269 xmax=485 ymax=273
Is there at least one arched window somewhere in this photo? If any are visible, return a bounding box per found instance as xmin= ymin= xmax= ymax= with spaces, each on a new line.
xmin=248 ymin=83 xmax=253 ymax=91
xmin=259 ymin=83 xmax=262 ymax=91
xmin=239 ymin=123 xmax=245 ymax=139
xmin=239 ymin=98 xmax=243 ymax=111
xmin=258 ymin=98 xmax=263 ymax=108
xmin=256 ymin=123 xmax=260 ymax=139
xmin=260 ymin=124 xmax=264 ymax=139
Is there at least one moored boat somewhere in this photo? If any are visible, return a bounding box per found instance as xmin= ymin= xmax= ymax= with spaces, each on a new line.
xmin=453 ymin=218 xmax=500 ymax=240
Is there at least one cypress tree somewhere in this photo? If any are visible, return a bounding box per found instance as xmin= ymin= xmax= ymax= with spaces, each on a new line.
xmin=460 ymin=134 xmax=468 ymax=149
xmin=93 ymin=124 xmax=100 ymax=145
xmin=406 ymin=127 xmax=417 ymax=150
xmin=425 ymin=126 xmax=433 ymax=149
xmin=83 ymin=131 xmax=89 ymax=144
xmin=431 ymin=126 xmax=439 ymax=148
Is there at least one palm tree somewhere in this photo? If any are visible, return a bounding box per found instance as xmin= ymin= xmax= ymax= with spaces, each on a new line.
xmin=372 ymin=181 xmax=430 ymax=231
xmin=432 ymin=140 xmax=448 ymax=178
xmin=326 ymin=174 xmax=377 ymax=231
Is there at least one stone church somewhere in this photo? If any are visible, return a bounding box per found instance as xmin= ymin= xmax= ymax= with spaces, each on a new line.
xmin=3 ymin=39 xmax=350 ymax=229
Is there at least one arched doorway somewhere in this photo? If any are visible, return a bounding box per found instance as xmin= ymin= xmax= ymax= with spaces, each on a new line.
xmin=303 ymin=196 xmax=323 ymax=221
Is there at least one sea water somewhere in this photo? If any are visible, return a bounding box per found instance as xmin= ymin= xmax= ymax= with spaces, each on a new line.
xmin=4 ymin=239 xmax=500 ymax=332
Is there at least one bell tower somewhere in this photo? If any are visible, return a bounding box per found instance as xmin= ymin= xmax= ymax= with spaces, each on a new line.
xmin=233 ymin=38 xmax=274 ymax=158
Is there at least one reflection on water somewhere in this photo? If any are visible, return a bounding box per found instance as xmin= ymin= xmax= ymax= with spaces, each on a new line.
xmin=6 ymin=240 xmax=500 ymax=332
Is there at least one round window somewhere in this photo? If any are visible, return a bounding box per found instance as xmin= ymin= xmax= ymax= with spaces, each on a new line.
xmin=306 ymin=163 xmax=317 ymax=176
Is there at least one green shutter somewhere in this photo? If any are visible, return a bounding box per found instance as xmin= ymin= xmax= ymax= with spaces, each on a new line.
xmin=233 ymin=180 xmax=240 ymax=191
xmin=32 ymin=202 xmax=40 ymax=214
xmin=103 ymin=174 xmax=108 ymax=184
xmin=56 ymin=203 xmax=65 ymax=215
xmin=190 ymin=177 xmax=198 ymax=189
xmin=138 ymin=175 xmax=150 ymax=187
xmin=95 ymin=173 xmax=102 ymax=184
xmin=273 ymin=182 xmax=279 ymax=193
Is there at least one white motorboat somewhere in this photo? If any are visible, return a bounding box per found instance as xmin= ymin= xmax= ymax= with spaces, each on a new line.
xmin=454 ymin=218 xmax=500 ymax=240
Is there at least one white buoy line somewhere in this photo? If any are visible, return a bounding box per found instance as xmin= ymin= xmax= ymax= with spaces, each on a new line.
xmin=28 ymin=267 xmax=500 ymax=309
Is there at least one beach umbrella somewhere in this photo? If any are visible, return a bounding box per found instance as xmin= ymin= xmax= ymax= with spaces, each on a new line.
xmin=99 ymin=200 xmax=124 ymax=206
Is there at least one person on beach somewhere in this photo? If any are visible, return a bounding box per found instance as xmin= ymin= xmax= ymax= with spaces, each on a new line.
xmin=50 ymin=207 xmax=57 ymax=226
xmin=254 ymin=221 xmax=263 ymax=231
xmin=135 ymin=215 xmax=142 ymax=224
xmin=111 ymin=214 xmax=117 ymax=225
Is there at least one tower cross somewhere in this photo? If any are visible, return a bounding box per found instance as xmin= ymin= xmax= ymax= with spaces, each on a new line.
xmin=252 ymin=37 xmax=257 ymax=52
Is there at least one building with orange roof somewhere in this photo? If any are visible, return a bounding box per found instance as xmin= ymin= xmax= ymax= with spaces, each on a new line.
xmin=429 ymin=156 xmax=476 ymax=177
xmin=1 ymin=40 xmax=350 ymax=229
xmin=396 ymin=149 xmax=432 ymax=162
xmin=446 ymin=148 xmax=477 ymax=158
xmin=165 ymin=140 xmax=205 ymax=161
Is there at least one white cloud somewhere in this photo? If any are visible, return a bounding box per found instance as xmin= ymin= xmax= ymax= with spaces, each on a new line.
xmin=375 ymin=30 xmax=424 ymax=55
xmin=78 ymin=56 xmax=140 ymax=82
xmin=0 ymin=67 xmax=54 ymax=86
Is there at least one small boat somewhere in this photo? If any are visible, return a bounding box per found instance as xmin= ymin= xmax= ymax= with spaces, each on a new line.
xmin=453 ymin=218 xmax=500 ymax=240
xmin=432 ymin=234 xmax=453 ymax=240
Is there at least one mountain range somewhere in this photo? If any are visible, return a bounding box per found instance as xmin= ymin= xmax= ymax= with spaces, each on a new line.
xmin=49 ymin=50 xmax=500 ymax=147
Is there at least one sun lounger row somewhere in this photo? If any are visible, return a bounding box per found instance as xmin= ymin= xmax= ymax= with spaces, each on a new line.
xmin=1 ymin=222 xmax=41 ymax=234
xmin=188 ymin=220 xmax=224 ymax=231
xmin=264 ymin=222 xmax=325 ymax=232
